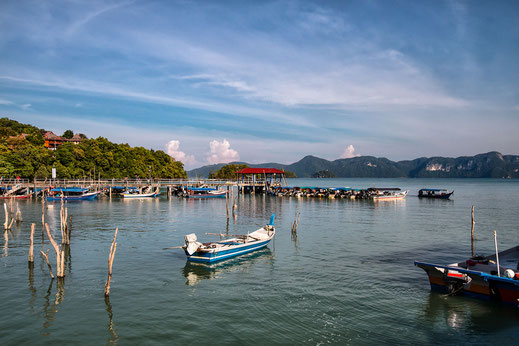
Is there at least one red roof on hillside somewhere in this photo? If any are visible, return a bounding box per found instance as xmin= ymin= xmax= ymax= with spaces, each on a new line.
xmin=236 ymin=168 xmax=285 ymax=174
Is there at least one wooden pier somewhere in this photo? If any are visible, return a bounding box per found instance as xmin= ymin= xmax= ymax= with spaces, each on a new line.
xmin=0 ymin=177 xmax=284 ymax=196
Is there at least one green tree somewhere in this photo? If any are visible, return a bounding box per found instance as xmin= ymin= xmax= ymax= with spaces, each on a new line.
xmin=209 ymin=164 xmax=248 ymax=179
xmin=62 ymin=130 xmax=74 ymax=138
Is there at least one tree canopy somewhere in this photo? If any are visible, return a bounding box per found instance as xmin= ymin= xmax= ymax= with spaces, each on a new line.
xmin=0 ymin=117 xmax=187 ymax=179
xmin=208 ymin=164 xmax=248 ymax=179
xmin=62 ymin=130 xmax=74 ymax=138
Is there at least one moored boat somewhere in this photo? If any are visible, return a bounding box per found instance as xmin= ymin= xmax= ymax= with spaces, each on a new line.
xmin=418 ymin=188 xmax=454 ymax=199
xmin=185 ymin=187 xmax=226 ymax=198
xmin=370 ymin=188 xmax=408 ymax=200
xmin=47 ymin=187 xmax=99 ymax=201
xmin=122 ymin=186 xmax=161 ymax=198
xmin=183 ymin=214 xmax=276 ymax=263
xmin=415 ymin=246 xmax=519 ymax=308
xmin=0 ymin=184 xmax=32 ymax=199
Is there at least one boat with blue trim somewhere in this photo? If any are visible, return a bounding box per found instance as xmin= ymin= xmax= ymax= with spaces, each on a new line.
xmin=47 ymin=187 xmax=99 ymax=201
xmin=415 ymin=245 xmax=519 ymax=308
xmin=418 ymin=188 xmax=454 ymax=199
xmin=183 ymin=214 xmax=275 ymax=263
xmin=185 ymin=187 xmax=226 ymax=198
xmin=122 ymin=185 xmax=160 ymax=198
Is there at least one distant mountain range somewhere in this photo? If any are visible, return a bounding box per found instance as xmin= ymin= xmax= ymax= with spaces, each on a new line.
xmin=187 ymin=152 xmax=519 ymax=179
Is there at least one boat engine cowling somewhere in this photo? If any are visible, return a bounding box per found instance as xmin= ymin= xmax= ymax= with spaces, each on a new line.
xmin=185 ymin=233 xmax=202 ymax=255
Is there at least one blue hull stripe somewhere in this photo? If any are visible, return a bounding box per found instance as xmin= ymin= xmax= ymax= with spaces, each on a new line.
xmin=47 ymin=194 xmax=98 ymax=201
xmin=187 ymin=239 xmax=272 ymax=263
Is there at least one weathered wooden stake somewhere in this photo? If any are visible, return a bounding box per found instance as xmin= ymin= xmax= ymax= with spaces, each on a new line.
xmin=291 ymin=209 xmax=301 ymax=235
xmin=3 ymin=203 xmax=8 ymax=230
xmin=45 ymin=223 xmax=65 ymax=278
xmin=494 ymin=231 xmax=500 ymax=277
xmin=104 ymin=227 xmax=119 ymax=297
xmin=471 ymin=205 xmax=475 ymax=257
xmin=28 ymin=223 xmax=35 ymax=262
xmin=40 ymin=249 xmax=54 ymax=279
xmin=15 ymin=202 xmax=22 ymax=222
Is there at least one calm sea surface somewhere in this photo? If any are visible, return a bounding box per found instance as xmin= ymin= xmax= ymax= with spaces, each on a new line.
xmin=1 ymin=178 xmax=519 ymax=345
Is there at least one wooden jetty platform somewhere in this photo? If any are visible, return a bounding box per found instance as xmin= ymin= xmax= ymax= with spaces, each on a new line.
xmin=0 ymin=177 xmax=284 ymax=197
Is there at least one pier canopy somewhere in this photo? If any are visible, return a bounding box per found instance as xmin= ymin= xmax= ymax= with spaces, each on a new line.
xmin=235 ymin=168 xmax=285 ymax=175
xmin=235 ymin=168 xmax=287 ymax=192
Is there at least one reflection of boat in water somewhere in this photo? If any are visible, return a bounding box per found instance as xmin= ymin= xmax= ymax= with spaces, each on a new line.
xmin=183 ymin=214 xmax=275 ymax=263
xmin=182 ymin=248 xmax=273 ymax=285
xmin=418 ymin=188 xmax=454 ymax=199
xmin=415 ymin=245 xmax=519 ymax=308
xmin=122 ymin=185 xmax=160 ymax=198
xmin=47 ymin=187 xmax=99 ymax=201
xmin=369 ymin=187 xmax=408 ymax=201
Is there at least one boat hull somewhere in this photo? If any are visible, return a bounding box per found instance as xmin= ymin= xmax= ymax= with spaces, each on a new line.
xmin=47 ymin=192 xmax=99 ymax=201
xmin=186 ymin=238 xmax=272 ymax=263
xmin=122 ymin=192 xmax=160 ymax=198
xmin=418 ymin=192 xmax=453 ymax=199
xmin=0 ymin=194 xmax=31 ymax=199
xmin=415 ymin=261 xmax=519 ymax=307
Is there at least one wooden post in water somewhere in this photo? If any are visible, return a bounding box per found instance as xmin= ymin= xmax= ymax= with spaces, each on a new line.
xmin=3 ymin=203 xmax=8 ymax=230
xmin=45 ymin=223 xmax=65 ymax=278
xmin=494 ymin=231 xmax=500 ymax=277
xmin=15 ymin=202 xmax=22 ymax=222
xmin=471 ymin=206 xmax=475 ymax=257
xmin=28 ymin=223 xmax=35 ymax=263
xmin=40 ymin=249 xmax=54 ymax=279
xmin=104 ymin=227 xmax=118 ymax=297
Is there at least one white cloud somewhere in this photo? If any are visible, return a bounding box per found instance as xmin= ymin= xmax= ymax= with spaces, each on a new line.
xmin=20 ymin=103 xmax=31 ymax=110
xmin=340 ymin=145 xmax=360 ymax=159
xmin=207 ymin=139 xmax=239 ymax=164
xmin=166 ymin=140 xmax=196 ymax=166
xmin=0 ymin=98 xmax=13 ymax=105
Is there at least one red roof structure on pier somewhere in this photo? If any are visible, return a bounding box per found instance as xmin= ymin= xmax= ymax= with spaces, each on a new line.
xmin=236 ymin=168 xmax=285 ymax=174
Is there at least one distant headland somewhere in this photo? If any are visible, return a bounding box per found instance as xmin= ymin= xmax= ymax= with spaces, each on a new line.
xmin=189 ymin=152 xmax=519 ymax=179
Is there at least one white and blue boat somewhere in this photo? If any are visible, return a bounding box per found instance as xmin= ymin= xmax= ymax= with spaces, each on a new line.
xmin=47 ymin=187 xmax=99 ymax=201
xmin=185 ymin=187 xmax=226 ymax=198
xmin=183 ymin=214 xmax=276 ymax=263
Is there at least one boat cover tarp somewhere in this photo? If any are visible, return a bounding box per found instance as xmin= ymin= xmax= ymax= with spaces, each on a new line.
xmin=51 ymin=188 xmax=87 ymax=192
xmin=419 ymin=189 xmax=447 ymax=192
xmin=185 ymin=233 xmax=202 ymax=255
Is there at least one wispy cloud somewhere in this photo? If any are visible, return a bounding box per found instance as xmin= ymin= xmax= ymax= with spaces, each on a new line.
xmin=0 ymin=98 xmax=13 ymax=105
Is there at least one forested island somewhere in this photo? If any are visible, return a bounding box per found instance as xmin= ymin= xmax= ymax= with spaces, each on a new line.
xmin=0 ymin=117 xmax=186 ymax=179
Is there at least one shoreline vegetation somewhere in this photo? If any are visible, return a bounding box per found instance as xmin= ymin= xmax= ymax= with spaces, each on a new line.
xmin=2 ymin=117 xmax=518 ymax=180
xmin=0 ymin=117 xmax=186 ymax=179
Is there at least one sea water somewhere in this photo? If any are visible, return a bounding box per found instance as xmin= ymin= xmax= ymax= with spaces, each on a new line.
xmin=1 ymin=178 xmax=519 ymax=344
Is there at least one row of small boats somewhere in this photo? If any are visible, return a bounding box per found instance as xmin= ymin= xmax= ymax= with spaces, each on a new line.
xmin=269 ymin=187 xmax=453 ymax=200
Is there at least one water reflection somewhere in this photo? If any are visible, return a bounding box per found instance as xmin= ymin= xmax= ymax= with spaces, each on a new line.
xmin=42 ymin=279 xmax=65 ymax=334
xmin=105 ymin=297 xmax=119 ymax=345
xmin=421 ymin=292 xmax=519 ymax=333
xmin=182 ymin=249 xmax=273 ymax=286
xmin=28 ymin=262 xmax=36 ymax=313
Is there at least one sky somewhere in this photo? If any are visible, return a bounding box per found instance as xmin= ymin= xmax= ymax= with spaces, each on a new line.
xmin=0 ymin=0 xmax=518 ymax=170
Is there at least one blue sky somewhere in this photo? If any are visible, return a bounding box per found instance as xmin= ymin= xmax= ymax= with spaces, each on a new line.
xmin=0 ymin=0 xmax=518 ymax=169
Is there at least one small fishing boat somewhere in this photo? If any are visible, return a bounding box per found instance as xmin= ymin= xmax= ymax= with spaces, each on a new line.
xmin=122 ymin=186 xmax=160 ymax=198
xmin=185 ymin=187 xmax=226 ymax=198
xmin=47 ymin=187 xmax=99 ymax=201
xmin=183 ymin=214 xmax=276 ymax=263
xmin=369 ymin=188 xmax=408 ymax=200
xmin=0 ymin=184 xmax=32 ymax=199
xmin=418 ymin=188 xmax=454 ymax=199
xmin=415 ymin=245 xmax=519 ymax=308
